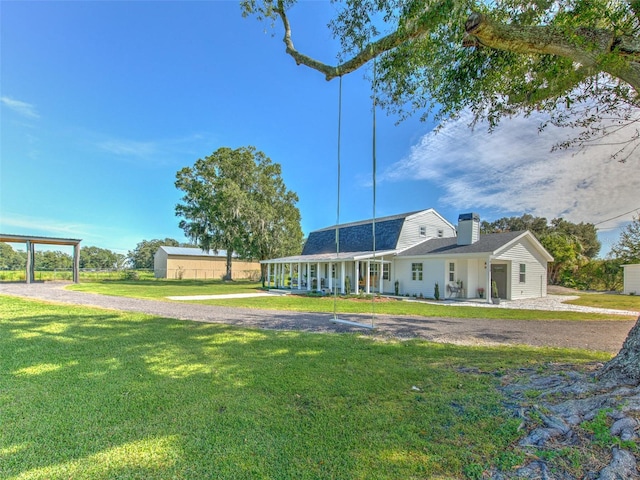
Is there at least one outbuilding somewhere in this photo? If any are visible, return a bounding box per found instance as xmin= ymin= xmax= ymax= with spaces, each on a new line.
xmin=622 ymin=264 xmax=640 ymax=295
xmin=154 ymin=246 xmax=261 ymax=280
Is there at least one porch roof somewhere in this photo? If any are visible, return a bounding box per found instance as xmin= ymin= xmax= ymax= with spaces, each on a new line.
xmin=261 ymin=249 xmax=398 ymax=264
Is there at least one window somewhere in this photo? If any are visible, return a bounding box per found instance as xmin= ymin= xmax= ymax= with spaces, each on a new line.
xmin=419 ymin=226 xmax=427 ymax=237
xmin=383 ymin=263 xmax=390 ymax=280
xmin=370 ymin=263 xmax=379 ymax=276
xmin=331 ymin=264 xmax=336 ymax=278
xmin=449 ymin=262 xmax=456 ymax=282
xmin=310 ymin=265 xmax=316 ymax=277
xmin=437 ymin=229 xmax=444 ymax=238
xmin=412 ymin=263 xmax=423 ymax=281
xmin=519 ymin=264 xmax=526 ymax=283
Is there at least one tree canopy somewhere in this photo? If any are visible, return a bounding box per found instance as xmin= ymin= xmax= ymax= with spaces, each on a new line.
xmin=80 ymin=246 xmax=126 ymax=270
xmin=610 ymin=213 xmax=640 ymax=263
xmin=243 ymin=0 xmax=640 ymax=160
xmin=175 ymin=146 xmax=303 ymax=281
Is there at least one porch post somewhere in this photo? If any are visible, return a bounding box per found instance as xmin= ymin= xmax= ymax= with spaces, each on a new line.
xmin=306 ymin=262 xmax=311 ymax=291
xmin=486 ymin=256 xmax=492 ymax=304
xmin=267 ymin=263 xmax=271 ymax=289
xmin=328 ymin=263 xmax=333 ymax=292
xmin=297 ymin=262 xmax=302 ymax=290
xmin=366 ymin=260 xmax=371 ymax=294
xmin=379 ymin=259 xmax=384 ymax=294
xmin=341 ymin=261 xmax=346 ymax=294
xmin=316 ymin=262 xmax=320 ymax=291
xmin=355 ymin=261 xmax=360 ymax=294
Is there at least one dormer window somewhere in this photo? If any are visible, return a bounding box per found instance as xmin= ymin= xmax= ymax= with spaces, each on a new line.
xmin=419 ymin=226 xmax=426 ymax=237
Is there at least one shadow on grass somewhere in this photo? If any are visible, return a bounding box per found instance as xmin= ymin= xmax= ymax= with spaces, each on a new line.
xmin=0 ymin=296 xmax=608 ymax=479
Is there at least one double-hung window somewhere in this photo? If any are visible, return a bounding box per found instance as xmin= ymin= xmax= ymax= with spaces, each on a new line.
xmin=411 ymin=263 xmax=423 ymax=281
xmin=383 ymin=264 xmax=390 ymax=280
xmin=519 ymin=264 xmax=526 ymax=283
xmin=448 ymin=262 xmax=456 ymax=282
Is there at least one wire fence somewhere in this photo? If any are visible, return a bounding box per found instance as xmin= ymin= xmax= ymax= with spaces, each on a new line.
xmin=0 ymin=268 xmax=262 ymax=282
xmin=0 ymin=269 xmax=155 ymax=282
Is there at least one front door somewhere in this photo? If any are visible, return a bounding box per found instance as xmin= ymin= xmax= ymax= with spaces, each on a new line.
xmin=491 ymin=264 xmax=508 ymax=299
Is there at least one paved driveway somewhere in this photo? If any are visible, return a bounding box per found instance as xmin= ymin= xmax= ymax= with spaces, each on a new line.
xmin=1 ymin=282 xmax=637 ymax=354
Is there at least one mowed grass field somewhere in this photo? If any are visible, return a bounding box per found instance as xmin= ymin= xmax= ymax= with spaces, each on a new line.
xmin=67 ymin=279 xmax=640 ymax=321
xmin=0 ymin=294 xmax=613 ymax=480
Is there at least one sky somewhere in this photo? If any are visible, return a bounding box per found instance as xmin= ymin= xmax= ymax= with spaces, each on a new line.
xmin=1 ymin=1 xmax=638 ymax=258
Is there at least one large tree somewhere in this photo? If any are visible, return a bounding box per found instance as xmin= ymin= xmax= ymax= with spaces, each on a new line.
xmin=242 ymin=0 xmax=640 ymax=435
xmin=243 ymin=0 xmax=639 ymax=160
xmin=175 ymin=146 xmax=303 ymax=281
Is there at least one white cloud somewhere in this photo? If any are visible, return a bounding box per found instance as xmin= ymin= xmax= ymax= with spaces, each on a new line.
xmin=95 ymin=132 xmax=216 ymax=164
xmin=0 ymin=214 xmax=92 ymax=238
xmin=98 ymin=139 xmax=158 ymax=157
xmin=1 ymin=96 xmax=40 ymax=119
xmin=382 ymin=110 xmax=640 ymax=230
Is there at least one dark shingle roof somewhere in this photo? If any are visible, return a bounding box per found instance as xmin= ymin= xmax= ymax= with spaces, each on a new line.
xmin=398 ymin=231 xmax=526 ymax=256
xmin=302 ymin=210 xmax=424 ymax=255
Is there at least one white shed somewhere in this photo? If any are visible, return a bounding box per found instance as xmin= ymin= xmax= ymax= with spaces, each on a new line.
xmin=623 ymin=264 xmax=640 ymax=295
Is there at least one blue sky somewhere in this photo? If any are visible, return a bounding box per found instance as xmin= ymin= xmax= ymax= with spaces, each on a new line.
xmin=1 ymin=1 xmax=638 ymax=257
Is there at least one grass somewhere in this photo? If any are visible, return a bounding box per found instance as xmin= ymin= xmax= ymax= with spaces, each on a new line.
xmin=563 ymin=292 xmax=640 ymax=312
xmin=67 ymin=280 xmax=638 ymax=321
xmin=69 ymin=279 xmax=261 ymax=299
xmin=0 ymin=296 xmax=611 ymax=480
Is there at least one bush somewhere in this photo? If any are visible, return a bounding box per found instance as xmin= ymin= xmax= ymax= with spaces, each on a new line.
xmin=121 ymin=270 xmax=139 ymax=281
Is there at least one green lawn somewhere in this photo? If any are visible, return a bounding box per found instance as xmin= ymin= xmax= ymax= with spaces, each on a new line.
xmin=564 ymin=292 xmax=640 ymax=312
xmin=68 ymin=280 xmax=638 ymax=321
xmin=0 ymin=296 xmax=610 ymax=479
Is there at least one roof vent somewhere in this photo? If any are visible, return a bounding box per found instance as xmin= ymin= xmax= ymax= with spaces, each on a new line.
xmin=457 ymin=213 xmax=480 ymax=245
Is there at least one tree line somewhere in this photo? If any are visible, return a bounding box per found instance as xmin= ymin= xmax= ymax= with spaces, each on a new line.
xmin=0 ymin=239 xmax=189 ymax=271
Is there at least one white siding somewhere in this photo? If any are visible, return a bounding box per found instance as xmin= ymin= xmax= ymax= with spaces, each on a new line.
xmin=397 ymin=210 xmax=456 ymax=251
xmin=393 ymin=257 xmax=446 ymax=298
xmin=494 ymin=238 xmax=548 ymax=300
xmin=623 ymin=264 xmax=640 ymax=295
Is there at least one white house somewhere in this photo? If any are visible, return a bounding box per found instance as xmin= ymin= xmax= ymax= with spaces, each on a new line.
xmin=623 ymin=264 xmax=640 ymax=295
xmin=261 ymin=209 xmax=553 ymax=302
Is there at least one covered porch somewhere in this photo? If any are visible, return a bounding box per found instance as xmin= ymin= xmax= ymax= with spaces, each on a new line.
xmin=261 ymin=251 xmax=395 ymax=295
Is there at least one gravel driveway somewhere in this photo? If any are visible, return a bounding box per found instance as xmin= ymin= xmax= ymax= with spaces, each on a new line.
xmin=1 ymin=282 xmax=637 ymax=354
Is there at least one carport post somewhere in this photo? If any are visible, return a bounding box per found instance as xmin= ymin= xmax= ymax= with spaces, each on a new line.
xmin=73 ymin=244 xmax=80 ymax=283
xmin=26 ymin=240 xmax=33 ymax=284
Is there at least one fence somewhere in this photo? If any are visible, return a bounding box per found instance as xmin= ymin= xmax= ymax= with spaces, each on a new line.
xmin=0 ymin=269 xmax=155 ymax=282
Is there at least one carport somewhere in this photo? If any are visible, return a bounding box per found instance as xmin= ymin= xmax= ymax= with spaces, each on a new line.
xmin=0 ymin=234 xmax=82 ymax=283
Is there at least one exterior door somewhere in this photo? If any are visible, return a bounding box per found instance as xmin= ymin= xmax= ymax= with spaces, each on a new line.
xmin=491 ymin=264 xmax=508 ymax=299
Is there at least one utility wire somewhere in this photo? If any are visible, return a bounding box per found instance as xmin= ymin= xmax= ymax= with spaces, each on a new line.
xmin=594 ymin=207 xmax=640 ymax=226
